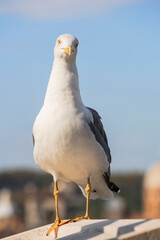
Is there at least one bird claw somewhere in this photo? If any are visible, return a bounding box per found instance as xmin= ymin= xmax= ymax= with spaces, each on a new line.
xmin=46 ymin=219 xmax=71 ymax=238
xmin=71 ymin=215 xmax=90 ymax=223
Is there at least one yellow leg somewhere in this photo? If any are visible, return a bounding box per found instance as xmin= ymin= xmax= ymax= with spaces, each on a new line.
xmin=54 ymin=181 xmax=60 ymax=222
xmin=84 ymin=178 xmax=91 ymax=219
xmin=71 ymin=178 xmax=91 ymax=222
xmin=46 ymin=181 xmax=70 ymax=238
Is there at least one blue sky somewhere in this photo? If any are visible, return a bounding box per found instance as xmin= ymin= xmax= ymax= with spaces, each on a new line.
xmin=0 ymin=0 xmax=160 ymax=172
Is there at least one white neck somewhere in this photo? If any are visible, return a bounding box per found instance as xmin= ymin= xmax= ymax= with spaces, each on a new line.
xmin=44 ymin=58 xmax=84 ymax=109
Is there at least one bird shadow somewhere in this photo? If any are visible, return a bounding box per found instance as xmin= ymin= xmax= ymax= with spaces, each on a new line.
xmin=58 ymin=219 xmax=117 ymax=240
xmin=57 ymin=219 xmax=151 ymax=240
xmin=117 ymin=219 xmax=150 ymax=238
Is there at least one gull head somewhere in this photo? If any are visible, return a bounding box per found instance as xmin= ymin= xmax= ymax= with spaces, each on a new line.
xmin=54 ymin=34 xmax=79 ymax=62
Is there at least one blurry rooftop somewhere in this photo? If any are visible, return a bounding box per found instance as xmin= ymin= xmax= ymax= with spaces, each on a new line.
xmin=143 ymin=161 xmax=160 ymax=189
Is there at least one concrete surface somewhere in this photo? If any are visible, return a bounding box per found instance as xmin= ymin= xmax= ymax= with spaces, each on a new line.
xmin=1 ymin=219 xmax=160 ymax=240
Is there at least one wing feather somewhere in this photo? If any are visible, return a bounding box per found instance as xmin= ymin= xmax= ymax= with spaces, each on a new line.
xmin=86 ymin=107 xmax=120 ymax=193
xmin=86 ymin=107 xmax=111 ymax=163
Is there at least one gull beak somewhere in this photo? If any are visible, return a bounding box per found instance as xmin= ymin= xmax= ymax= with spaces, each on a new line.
xmin=62 ymin=45 xmax=72 ymax=56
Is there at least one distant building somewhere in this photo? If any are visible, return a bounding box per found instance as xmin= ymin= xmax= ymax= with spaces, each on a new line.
xmin=24 ymin=183 xmax=41 ymax=229
xmin=143 ymin=161 xmax=160 ymax=218
xmin=0 ymin=188 xmax=24 ymax=238
xmin=0 ymin=189 xmax=14 ymax=219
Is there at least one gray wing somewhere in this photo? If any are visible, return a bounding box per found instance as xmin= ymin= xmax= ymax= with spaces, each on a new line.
xmin=86 ymin=107 xmax=111 ymax=163
xmin=87 ymin=107 xmax=120 ymax=193
xmin=32 ymin=133 xmax=35 ymax=146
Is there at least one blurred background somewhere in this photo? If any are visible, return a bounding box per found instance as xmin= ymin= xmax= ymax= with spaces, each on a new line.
xmin=0 ymin=0 xmax=160 ymax=238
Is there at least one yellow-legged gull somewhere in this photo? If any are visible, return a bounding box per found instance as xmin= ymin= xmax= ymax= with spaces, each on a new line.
xmin=33 ymin=33 xmax=120 ymax=238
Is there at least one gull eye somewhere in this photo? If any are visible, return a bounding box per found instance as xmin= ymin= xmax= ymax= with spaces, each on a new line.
xmin=57 ymin=39 xmax=62 ymax=45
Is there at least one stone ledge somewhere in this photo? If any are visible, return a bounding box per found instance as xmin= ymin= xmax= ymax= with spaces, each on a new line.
xmin=1 ymin=219 xmax=160 ymax=240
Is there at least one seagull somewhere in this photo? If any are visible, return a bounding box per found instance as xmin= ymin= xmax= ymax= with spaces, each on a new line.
xmin=33 ymin=34 xmax=120 ymax=238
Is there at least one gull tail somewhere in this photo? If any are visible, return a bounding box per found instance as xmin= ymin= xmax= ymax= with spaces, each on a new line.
xmin=103 ymin=172 xmax=120 ymax=193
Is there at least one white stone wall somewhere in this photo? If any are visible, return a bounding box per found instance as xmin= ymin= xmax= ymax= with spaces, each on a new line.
xmin=2 ymin=219 xmax=160 ymax=240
